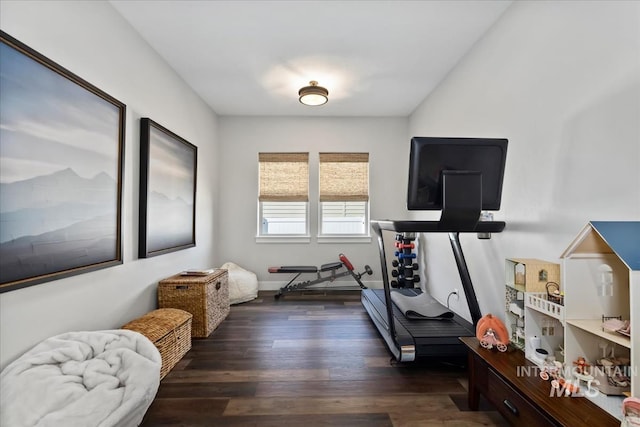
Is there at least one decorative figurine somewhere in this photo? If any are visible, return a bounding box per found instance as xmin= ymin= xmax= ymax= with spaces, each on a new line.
xmin=476 ymin=313 xmax=509 ymax=352
xmin=573 ymin=356 xmax=590 ymax=375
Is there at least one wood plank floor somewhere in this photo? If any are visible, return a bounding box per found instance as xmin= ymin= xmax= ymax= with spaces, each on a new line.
xmin=141 ymin=291 xmax=509 ymax=426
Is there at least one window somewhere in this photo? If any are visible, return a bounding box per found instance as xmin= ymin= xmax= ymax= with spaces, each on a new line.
xmin=258 ymin=152 xmax=309 ymax=238
xmin=319 ymin=153 xmax=369 ymax=237
xmin=259 ymin=201 xmax=307 ymax=235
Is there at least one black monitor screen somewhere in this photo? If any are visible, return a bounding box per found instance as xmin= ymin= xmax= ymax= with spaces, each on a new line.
xmin=407 ymin=137 xmax=508 ymax=211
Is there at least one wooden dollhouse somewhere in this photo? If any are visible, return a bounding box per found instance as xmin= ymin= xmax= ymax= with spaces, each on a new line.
xmin=504 ymin=258 xmax=563 ymax=363
xmin=560 ymin=221 xmax=639 ymax=419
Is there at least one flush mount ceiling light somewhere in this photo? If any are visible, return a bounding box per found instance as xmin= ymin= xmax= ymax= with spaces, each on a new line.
xmin=298 ymin=81 xmax=329 ymax=106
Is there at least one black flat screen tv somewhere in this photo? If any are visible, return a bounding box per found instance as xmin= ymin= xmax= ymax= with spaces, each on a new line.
xmin=407 ymin=137 xmax=508 ymax=211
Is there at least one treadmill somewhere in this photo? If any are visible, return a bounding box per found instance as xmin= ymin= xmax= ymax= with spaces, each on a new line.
xmin=361 ymin=136 xmax=508 ymax=362
xmin=361 ymin=220 xmax=505 ymax=362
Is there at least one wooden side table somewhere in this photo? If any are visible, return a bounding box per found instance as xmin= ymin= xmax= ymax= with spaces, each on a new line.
xmin=158 ymin=269 xmax=229 ymax=338
xmin=460 ymin=336 xmax=619 ymax=427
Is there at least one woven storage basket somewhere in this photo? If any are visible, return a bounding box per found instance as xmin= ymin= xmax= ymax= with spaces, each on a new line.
xmin=122 ymin=308 xmax=192 ymax=379
xmin=158 ymin=269 xmax=229 ymax=338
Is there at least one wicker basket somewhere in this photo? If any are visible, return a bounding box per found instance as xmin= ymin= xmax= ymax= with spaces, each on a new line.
xmin=122 ymin=308 xmax=192 ymax=379
xmin=158 ymin=269 xmax=229 ymax=338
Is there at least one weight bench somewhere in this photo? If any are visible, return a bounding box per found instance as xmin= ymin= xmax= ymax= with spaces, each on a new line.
xmin=269 ymin=253 xmax=373 ymax=299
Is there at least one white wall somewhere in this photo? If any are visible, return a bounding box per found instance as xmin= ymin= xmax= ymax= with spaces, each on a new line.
xmin=218 ymin=116 xmax=408 ymax=287
xmin=0 ymin=1 xmax=220 ymax=368
xmin=409 ymin=1 xmax=640 ymax=322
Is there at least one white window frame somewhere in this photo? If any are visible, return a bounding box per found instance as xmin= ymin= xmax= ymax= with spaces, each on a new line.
xmin=256 ymin=200 xmax=310 ymax=243
xmin=317 ymin=153 xmax=371 ymax=243
xmin=256 ymin=152 xmax=310 ymax=243
xmin=317 ymin=200 xmax=371 ymax=243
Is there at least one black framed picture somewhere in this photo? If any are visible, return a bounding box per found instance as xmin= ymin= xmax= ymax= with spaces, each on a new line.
xmin=0 ymin=31 xmax=126 ymax=293
xmin=139 ymin=118 xmax=197 ymax=258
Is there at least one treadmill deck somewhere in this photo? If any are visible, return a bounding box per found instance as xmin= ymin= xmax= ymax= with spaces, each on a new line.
xmin=362 ymin=288 xmax=475 ymax=360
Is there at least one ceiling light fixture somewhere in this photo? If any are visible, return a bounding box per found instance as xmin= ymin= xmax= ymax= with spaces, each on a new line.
xmin=298 ymin=81 xmax=328 ymax=106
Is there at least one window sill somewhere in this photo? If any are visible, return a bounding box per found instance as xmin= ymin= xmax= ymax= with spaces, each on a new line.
xmin=317 ymin=235 xmax=372 ymax=244
xmin=255 ymin=235 xmax=311 ymax=244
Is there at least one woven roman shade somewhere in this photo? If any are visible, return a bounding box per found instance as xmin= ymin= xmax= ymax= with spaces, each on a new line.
xmin=259 ymin=152 xmax=309 ymax=202
xmin=319 ymin=153 xmax=369 ymax=202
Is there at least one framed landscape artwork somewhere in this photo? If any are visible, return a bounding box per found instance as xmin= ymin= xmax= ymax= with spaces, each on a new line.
xmin=139 ymin=118 xmax=197 ymax=258
xmin=0 ymin=31 xmax=126 ymax=293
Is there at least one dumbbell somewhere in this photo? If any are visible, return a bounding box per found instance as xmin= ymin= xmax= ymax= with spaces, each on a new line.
xmin=396 ymin=242 xmax=415 ymax=249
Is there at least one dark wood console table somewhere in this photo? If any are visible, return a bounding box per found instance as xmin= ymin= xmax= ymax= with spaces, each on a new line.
xmin=460 ymin=336 xmax=619 ymax=427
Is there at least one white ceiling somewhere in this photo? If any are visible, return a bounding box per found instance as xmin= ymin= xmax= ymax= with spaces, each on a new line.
xmin=110 ymin=1 xmax=512 ymax=117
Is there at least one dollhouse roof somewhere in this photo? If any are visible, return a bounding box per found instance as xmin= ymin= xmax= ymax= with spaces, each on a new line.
xmin=560 ymin=221 xmax=640 ymax=271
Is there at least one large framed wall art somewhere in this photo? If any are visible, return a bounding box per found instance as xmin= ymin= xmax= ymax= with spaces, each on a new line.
xmin=0 ymin=31 xmax=126 ymax=293
xmin=139 ymin=118 xmax=197 ymax=258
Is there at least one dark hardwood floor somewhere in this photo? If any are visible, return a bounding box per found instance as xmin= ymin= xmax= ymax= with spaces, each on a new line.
xmin=141 ymin=291 xmax=509 ymax=426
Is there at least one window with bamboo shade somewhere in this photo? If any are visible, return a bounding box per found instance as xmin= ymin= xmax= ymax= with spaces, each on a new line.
xmin=319 ymin=153 xmax=369 ymax=236
xmin=258 ymin=153 xmax=309 ymax=236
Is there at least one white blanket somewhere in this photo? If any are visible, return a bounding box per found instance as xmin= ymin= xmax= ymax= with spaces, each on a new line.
xmin=0 ymin=329 xmax=161 ymax=427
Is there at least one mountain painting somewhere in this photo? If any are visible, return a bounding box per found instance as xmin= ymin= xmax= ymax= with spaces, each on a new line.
xmin=139 ymin=118 xmax=197 ymax=258
xmin=0 ymin=31 xmax=125 ymax=292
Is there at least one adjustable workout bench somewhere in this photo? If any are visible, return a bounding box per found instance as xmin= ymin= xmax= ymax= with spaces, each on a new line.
xmin=269 ymin=253 xmax=373 ymax=299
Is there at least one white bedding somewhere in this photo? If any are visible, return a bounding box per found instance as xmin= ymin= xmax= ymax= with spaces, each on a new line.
xmin=0 ymin=329 xmax=161 ymax=427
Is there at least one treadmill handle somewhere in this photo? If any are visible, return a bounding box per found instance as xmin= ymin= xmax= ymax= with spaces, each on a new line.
xmin=371 ymin=222 xmax=398 ymax=344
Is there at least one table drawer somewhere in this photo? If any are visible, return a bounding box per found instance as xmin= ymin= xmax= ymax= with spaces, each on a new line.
xmin=487 ymin=368 xmax=555 ymax=427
